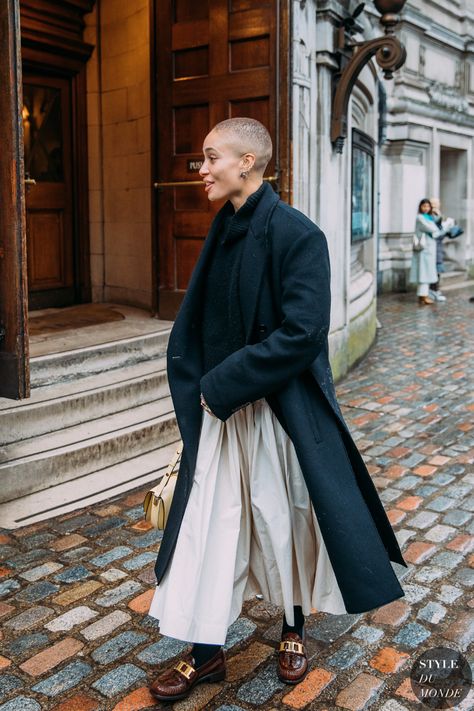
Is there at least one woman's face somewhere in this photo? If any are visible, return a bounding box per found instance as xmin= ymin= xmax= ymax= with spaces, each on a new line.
xmin=199 ymin=129 xmax=251 ymax=202
xmin=420 ymin=201 xmax=431 ymax=214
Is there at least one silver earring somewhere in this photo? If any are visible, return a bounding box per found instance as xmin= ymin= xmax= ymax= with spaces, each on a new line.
xmin=240 ymin=170 xmax=248 ymax=179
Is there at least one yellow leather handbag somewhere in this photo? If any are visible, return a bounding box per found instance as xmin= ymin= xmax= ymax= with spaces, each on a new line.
xmin=143 ymin=443 xmax=183 ymax=529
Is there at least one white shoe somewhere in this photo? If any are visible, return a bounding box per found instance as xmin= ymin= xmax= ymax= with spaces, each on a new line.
xmin=429 ymin=290 xmax=447 ymax=302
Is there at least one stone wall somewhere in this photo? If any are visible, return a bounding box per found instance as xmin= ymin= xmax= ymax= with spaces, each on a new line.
xmin=85 ymin=0 xmax=152 ymax=309
xmin=306 ymin=1 xmax=380 ymax=380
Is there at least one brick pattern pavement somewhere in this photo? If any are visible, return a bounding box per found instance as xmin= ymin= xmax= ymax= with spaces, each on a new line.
xmin=0 ymin=289 xmax=473 ymax=710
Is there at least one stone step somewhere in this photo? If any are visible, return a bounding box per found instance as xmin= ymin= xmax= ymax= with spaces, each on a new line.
xmin=0 ymin=396 xmax=178 ymax=504
xmin=1 ymin=439 xmax=180 ymax=529
xmin=0 ymin=357 xmax=169 ymax=445
xmin=30 ymin=327 xmax=172 ymax=387
xmin=0 ymin=325 xmax=178 ymax=528
xmin=441 ymin=269 xmax=472 ymax=286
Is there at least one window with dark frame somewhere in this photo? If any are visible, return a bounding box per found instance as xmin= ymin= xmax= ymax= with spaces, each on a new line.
xmin=351 ymin=129 xmax=375 ymax=243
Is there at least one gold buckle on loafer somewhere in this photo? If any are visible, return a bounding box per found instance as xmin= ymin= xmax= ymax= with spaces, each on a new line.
xmin=279 ymin=640 xmax=305 ymax=655
xmin=173 ymin=660 xmax=195 ymax=680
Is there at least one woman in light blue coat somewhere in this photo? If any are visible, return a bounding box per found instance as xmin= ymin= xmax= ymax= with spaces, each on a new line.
xmin=409 ymin=198 xmax=447 ymax=305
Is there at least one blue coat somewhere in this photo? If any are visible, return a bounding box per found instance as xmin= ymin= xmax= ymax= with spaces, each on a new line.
xmin=154 ymin=182 xmax=406 ymax=613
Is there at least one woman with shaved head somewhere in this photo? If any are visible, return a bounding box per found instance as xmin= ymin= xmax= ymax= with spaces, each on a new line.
xmin=148 ymin=118 xmax=406 ymax=701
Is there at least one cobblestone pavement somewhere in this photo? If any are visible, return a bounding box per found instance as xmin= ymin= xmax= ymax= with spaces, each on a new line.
xmin=1 ymin=287 xmax=473 ymax=711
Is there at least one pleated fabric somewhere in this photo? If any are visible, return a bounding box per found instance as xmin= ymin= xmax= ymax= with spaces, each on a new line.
xmin=148 ymin=398 xmax=347 ymax=645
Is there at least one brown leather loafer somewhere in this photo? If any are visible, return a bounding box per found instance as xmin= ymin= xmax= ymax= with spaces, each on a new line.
xmin=150 ymin=647 xmax=226 ymax=701
xmin=277 ymin=631 xmax=308 ymax=684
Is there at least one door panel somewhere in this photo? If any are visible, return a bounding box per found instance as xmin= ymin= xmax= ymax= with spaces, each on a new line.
xmin=23 ymin=76 xmax=75 ymax=309
xmin=174 ymin=0 xmax=209 ymax=22
xmin=27 ymin=205 xmax=65 ymax=287
xmin=155 ymin=0 xmax=281 ymax=319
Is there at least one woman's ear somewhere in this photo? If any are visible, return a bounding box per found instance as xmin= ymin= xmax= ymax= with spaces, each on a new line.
xmin=240 ymin=152 xmax=256 ymax=172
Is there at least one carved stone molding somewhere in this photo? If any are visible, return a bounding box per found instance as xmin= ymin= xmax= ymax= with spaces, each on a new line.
xmin=20 ymin=0 xmax=95 ymax=70
xmin=428 ymin=84 xmax=469 ymax=113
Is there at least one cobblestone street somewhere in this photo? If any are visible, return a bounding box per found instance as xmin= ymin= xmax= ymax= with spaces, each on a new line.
xmin=1 ymin=287 xmax=473 ymax=711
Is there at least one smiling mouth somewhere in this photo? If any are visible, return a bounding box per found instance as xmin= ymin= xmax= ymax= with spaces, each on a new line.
xmin=203 ymin=182 xmax=214 ymax=191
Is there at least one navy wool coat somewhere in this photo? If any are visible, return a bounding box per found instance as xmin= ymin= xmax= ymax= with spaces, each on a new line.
xmin=154 ymin=182 xmax=407 ymax=613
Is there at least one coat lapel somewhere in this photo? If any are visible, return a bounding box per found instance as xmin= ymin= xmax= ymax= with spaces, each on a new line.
xmin=168 ymin=202 xmax=232 ymax=355
xmin=239 ymin=183 xmax=279 ymax=342
xmin=166 ymin=203 xmax=232 ymax=477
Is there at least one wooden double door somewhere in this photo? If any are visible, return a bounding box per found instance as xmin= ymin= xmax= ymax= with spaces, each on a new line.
xmin=154 ymin=0 xmax=289 ymax=319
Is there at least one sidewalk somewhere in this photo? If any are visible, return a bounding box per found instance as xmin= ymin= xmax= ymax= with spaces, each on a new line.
xmin=1 ymin=287 xmax=473 ymax=711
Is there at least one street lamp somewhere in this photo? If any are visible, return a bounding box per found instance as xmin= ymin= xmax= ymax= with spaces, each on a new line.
xmin=331 ymin=0 xmax=407 ymax=153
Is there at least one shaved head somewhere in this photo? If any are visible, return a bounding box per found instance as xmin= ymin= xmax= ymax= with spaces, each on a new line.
xmin=212 ymin=117 xmax=272 ymax=174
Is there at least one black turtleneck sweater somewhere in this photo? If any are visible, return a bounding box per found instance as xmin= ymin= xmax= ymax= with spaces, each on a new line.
xmin=201 ymin=182 xmax=266 ymax=374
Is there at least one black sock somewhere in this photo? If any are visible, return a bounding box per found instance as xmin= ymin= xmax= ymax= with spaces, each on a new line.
xmin=191 ymin=642 xmax=221 ymax=667
xmin=282 ymin=605 xmax=305 ymax=638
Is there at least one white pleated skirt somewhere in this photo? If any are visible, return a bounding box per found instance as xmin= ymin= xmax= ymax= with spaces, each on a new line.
xmin=148 ymin=398 xmax=347 ymax=645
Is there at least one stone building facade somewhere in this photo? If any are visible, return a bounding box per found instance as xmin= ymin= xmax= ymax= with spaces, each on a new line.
xmin=379 ymin=0 xmax=474 ymax=291
xmin=291 ymin=0 xmax=473 ymax=373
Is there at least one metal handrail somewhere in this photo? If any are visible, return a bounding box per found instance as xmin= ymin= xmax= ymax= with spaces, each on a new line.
xmin=153 ymin=175 xmax=278 ymax=188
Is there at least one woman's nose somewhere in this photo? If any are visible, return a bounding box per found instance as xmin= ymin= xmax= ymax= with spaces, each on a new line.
xmin=199 ymin=162 xmax=208 ymax=177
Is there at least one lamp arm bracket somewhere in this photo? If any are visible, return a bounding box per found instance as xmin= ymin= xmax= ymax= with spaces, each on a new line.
xmin=331 ymin=34 xmax=406 ymax=153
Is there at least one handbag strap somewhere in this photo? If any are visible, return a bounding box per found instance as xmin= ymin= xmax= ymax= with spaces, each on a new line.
xmin=147 ymin=442 xmax=183 ymax=497
xmin=165 ymin=442 xmax=183 ymax=477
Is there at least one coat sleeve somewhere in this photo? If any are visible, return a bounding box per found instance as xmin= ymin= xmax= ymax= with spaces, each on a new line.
xmin=416 ymin=214 xmax=446 ymax=238
xmin=200 ymin=226 xmax=331 ymax=421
